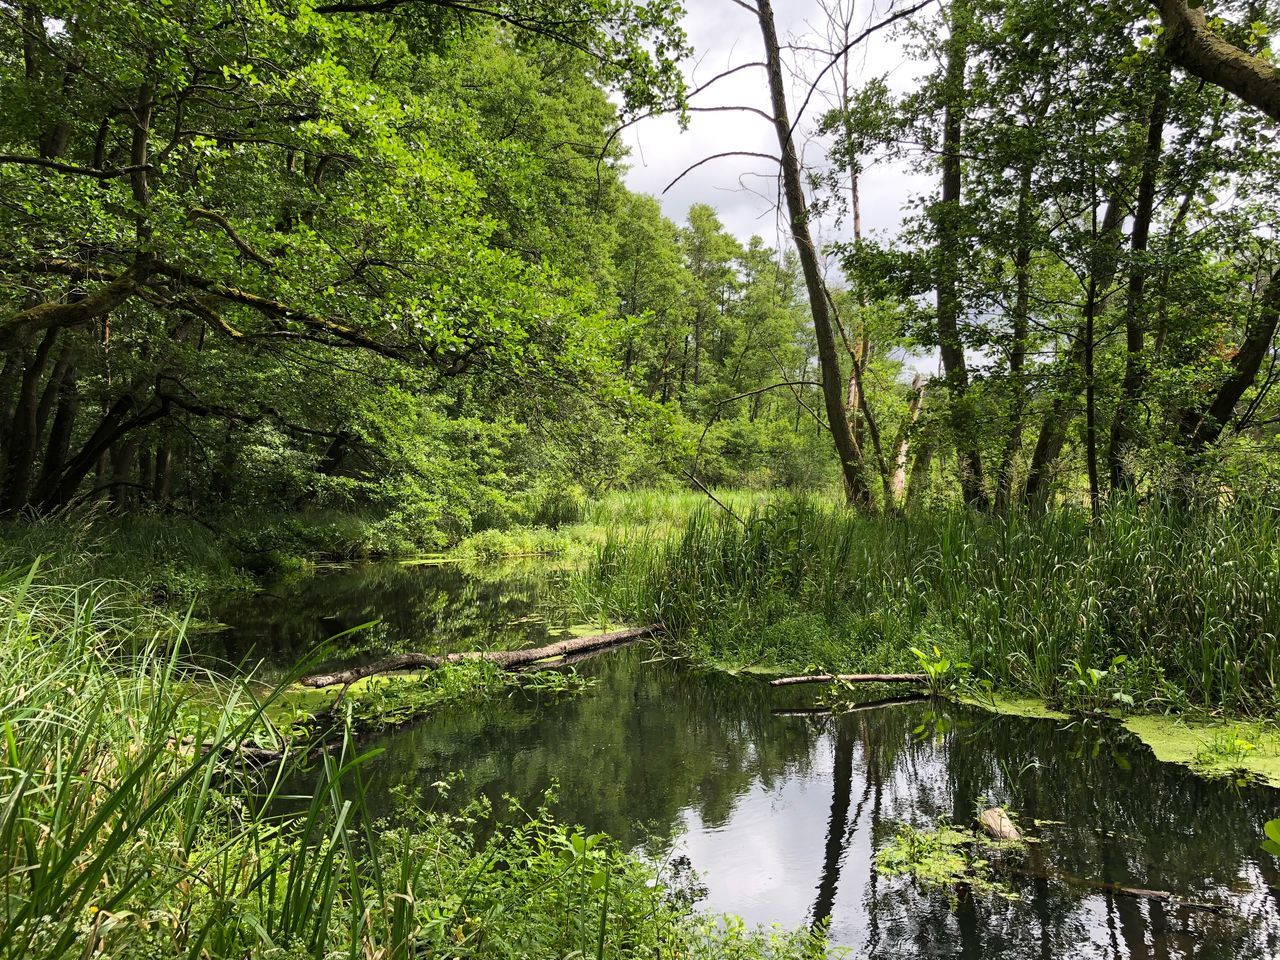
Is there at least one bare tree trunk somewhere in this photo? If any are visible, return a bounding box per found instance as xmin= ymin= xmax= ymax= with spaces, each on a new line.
xmin=756 ymin=0 xmax=866 ymax=506
xmin=891 ymin=375 xmax=926 ymax=504
xmin=1108 ymin=66 xmax=1171 ymax=492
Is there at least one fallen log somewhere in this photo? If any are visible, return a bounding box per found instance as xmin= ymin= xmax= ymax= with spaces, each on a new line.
xmin=997 ymin=862 xmax=1229 ymax=914
xmin=768 ymin=672 xmax=927 ymax=688
xmin=514 ymin=640 xmax=643 ymax=673
xmin=771 ymin=695 xmax=929 ymax=717
xmin=299 ymin=625 xmax=659 ymax=689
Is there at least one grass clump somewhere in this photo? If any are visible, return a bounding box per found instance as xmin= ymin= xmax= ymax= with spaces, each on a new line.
xmin=575 ymin=497 xmax=1280 ymax=716
xmin=277 ymin=661 xmax=596 ymax=732
xmin=0 ymin=566 xmax=831 ymax=960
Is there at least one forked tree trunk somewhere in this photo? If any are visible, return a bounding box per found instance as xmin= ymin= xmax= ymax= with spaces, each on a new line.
xmin=890 ymin=374 xmax=926 ymax=504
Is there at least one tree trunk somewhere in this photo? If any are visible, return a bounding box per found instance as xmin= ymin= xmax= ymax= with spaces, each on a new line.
xmin=1179 ymin=267 xmax=1280 ymax=454
xmin=907 ymin=439 xmax=934 ymax=508
xmin=1154 ymin=0 xmax=1280 ymax=122
xmin=756 ymin=0 xmax=866 ymax=507
xmin=1 ymin=328 xmax=58 ymax=513
xmin=935 ymin=1 xmax=987 ymax=508
xmin=1022 ymin=196 xmax=1127 ymax=509
xmin=1108 ymin=66 xmax=1171 ymax=493
xmin=33 ymin=361 xmax=78 ymax=506
xmin=890 ymin=374 xmax=926 ymax=505
xmin=153 ymin=431 xmax=174 ymax=504
xmin=996 ymin=165 xmax=1035 ymax=511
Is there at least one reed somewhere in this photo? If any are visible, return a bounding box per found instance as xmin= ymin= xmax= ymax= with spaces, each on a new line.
xmin=575 ymin=497 xmax=1280 ymax=714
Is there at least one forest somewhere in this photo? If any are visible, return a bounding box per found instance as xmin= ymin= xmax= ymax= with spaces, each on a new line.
xmin=1 ymin=0 xmax=1279 ymax=958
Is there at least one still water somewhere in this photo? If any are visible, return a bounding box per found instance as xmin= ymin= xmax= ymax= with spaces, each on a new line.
xmin=210 ymin=560 xmax=1280 ymax=959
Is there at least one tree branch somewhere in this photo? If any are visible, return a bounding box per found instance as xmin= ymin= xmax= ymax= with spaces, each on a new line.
xmin=663 ymin=151 xmax=780 ymax=193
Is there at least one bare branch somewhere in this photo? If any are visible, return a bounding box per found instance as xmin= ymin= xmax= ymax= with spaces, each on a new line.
xmin=788 ymin=0 xmax=938 ymax=142
xmin=663 ymin=151 xmax=780 ymax=194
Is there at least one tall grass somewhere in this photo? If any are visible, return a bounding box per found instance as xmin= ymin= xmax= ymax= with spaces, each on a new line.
xmin=0 ymin=566 xmax=826 ymax=960
xmin=575 ymin=498 xmax=1280 ymax=715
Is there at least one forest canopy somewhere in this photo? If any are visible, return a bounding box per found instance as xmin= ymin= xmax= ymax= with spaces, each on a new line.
xmin=1 ymin=0 xmax=1278 ymax=545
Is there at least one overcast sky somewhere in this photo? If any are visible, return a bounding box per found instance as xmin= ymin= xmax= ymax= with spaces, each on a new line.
xmin=619 ymin=0 xmax=938 ymax=252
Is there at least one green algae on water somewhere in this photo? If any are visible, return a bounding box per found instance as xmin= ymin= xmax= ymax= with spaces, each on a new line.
xmin=1122 ymin=715 xmax=1280 ymax=788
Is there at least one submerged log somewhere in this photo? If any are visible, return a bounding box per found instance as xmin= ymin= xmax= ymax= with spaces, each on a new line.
xmin=998 ymin=862 xmax=1229 ymax=914
xmin=299 ymin=625 xmax=659 ymax=689
xmin=768 ymin=672 xmax=927 ymax=688
xmin=771 ymin=695 xmax=929 ymax=717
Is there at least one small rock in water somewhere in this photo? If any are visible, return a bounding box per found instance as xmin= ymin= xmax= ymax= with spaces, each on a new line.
xmin=978 ymin=806 xmax=1021 ymax=841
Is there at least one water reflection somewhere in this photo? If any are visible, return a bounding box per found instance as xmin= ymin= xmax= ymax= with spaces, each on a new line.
xmin=212 ymin=562 xmax=1280 ymax=958
xmin=202 ymin=559 xmax=576 ymax=680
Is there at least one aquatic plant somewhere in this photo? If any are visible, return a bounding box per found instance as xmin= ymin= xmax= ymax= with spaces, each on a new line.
xmin=875 ymin=818 xmax=1024 ymax=902
xmin=910 ymin=644 xmax=970 ymax=697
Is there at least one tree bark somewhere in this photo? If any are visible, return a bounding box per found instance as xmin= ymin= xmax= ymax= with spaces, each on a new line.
xmin=1154 ymin=0 xmax=1280 ymax=122
xmin=768 ymin=672 xmax=928 ymax=688
xmin=756 ymin=0 xmax=866 ymax=507
xmin=299 ymin=625 xmax=659 ymax=688
xmin=935 ymin=1 xmax=987 ymax=508
xmin=1 ymin=328 xmax=58 ymax=513
xmin=890 ymin=374 xmax=926 ymax=505
xmin=996 ymin=165 xmax=1035 ymax=511
xmin=33 ymin=361 xmax=78 ymax=506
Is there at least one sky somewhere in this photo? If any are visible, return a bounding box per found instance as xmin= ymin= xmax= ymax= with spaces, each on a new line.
xmin=619 ymin=0 xmax=938 ymax=252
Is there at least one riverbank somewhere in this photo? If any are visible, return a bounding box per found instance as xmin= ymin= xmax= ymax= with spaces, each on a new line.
xmin=574 ymin=497 xmax=1280 ymax=758
xmin=0 ymin=489 xmax=769 ymax=604
xmin=0 ymin=569 xmax=825 ymax=960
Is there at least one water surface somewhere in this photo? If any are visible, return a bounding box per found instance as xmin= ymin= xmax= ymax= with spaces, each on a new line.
xmin=211 ymin=560 xmax=1280 ymax=959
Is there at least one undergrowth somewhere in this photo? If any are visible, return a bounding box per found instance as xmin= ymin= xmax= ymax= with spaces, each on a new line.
xmin=575 ymin=497 xmax=1280 ymax=716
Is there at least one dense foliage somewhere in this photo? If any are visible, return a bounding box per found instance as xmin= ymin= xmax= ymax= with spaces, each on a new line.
xmin=2 ymin=0 xmax=1278 ymax=541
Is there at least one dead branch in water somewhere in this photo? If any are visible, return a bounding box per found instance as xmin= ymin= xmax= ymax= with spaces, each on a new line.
xmin=768 ymin=673 xmax=927 ymax=688
xmin=299 ymin=625 xmax=660 ymax=689
xmin=997 ymin=861 xmax=1229 ymax=914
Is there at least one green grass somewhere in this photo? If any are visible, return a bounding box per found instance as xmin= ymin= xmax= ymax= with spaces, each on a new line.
xmin=573 ymin=497 xmax=1280 ymax=716
xmin=0 ymin=566 xmax=829 ymax=960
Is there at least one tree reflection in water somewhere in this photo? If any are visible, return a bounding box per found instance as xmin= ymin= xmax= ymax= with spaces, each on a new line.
xmin=214 ymin=562 xmax=1280 ymax=959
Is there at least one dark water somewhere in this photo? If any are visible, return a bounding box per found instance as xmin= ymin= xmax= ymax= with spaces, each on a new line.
xmin=211 ymin=561 xmax=1280 ymax=959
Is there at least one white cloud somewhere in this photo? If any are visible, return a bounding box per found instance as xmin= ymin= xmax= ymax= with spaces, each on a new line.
xmin=621 ymin=0 xmax=937 ymax=250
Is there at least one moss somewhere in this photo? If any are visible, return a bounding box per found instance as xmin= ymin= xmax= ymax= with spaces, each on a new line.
xmin=1122 ymin=715 xmax=1280 ymax=788
xmin=955 ymin=693 xmax=1070 ymax=721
